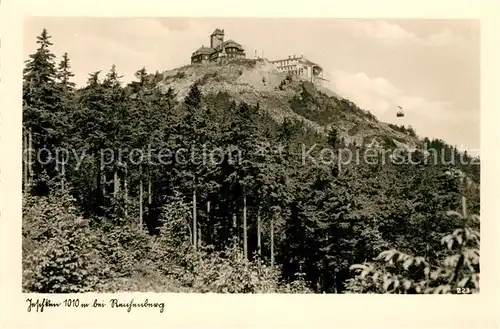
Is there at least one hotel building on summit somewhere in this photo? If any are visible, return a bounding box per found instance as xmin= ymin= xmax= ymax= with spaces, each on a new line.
xmin=270 ymin=55 xmax=324 ymax=82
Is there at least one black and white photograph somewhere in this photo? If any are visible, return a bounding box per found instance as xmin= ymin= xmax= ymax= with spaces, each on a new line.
xmin=19 ymin=17 xmax=482 ymax=296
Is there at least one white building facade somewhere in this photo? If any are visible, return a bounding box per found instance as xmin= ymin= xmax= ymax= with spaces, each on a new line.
xmin=270 ymin=55 xmax=324 ymax=83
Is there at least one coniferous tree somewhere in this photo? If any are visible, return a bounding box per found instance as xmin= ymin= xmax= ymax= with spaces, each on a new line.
xmin=54 ymin=52 xmax=77 ymax=192
xmin=23 ymin=29 xmax=65 ymax=194
xmin=56 ymin=52 xmax=76 ymax=92
xmin=73 ymin=71 xmax=108 ymax=214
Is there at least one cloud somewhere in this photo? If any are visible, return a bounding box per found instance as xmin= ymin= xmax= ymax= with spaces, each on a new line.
xmin=157 ymin=18 xmax=192 ymax=31
xmin=329 ymin=70 xmax=454 ymax=120
xmin=328 ymin=71 xmax=405 ymax=116
xmin=427 ymin=28 xmax=464 ymax=47
xmin=345 ymin=20 xmax=464 ymax=47
xmin=346 ymin=20 xmax=420 ymax=43
xmin=328 ymin=70 xmax=478 ymax=149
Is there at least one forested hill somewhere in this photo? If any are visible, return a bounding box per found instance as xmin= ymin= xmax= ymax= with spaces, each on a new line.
xmin=144 ymin=58 xmax=422 ymax=151
xmin=22 ymin=29 xmax=480 ymax=294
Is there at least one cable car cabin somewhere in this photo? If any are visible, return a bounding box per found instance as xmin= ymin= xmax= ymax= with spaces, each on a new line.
xmin=396 ymin=111 xmax=404 ymax=117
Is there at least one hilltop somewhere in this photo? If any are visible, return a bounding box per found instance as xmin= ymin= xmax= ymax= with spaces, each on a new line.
xmin=154 ymin=58 xmax=420 ymax=150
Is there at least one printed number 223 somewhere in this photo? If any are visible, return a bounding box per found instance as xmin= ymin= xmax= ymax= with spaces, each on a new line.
xmin=456 ymin=288 xmax=471 ymax=294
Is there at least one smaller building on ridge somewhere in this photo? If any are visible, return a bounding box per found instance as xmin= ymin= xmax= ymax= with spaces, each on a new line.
xmin=191 ymin=29 xmax=246 ymax=64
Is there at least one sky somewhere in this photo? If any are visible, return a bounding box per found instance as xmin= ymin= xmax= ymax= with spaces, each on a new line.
xmin=23 ymin=18 xmax=480 ymax=154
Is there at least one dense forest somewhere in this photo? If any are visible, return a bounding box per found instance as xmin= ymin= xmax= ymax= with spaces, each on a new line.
xmin=22 ymin=29 xmax=480 ymax=293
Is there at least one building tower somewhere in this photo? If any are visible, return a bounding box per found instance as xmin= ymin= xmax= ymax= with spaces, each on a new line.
xmin=210 ymin=28 xmax=225 ymax=48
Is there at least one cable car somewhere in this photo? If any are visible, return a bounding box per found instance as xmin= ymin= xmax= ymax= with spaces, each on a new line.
xmin=396 ymin=105 xmax=404 ymax=117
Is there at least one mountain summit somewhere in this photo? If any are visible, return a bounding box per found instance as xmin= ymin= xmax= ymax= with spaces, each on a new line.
xmin=156 ymin=58 xmax=420 ymax=150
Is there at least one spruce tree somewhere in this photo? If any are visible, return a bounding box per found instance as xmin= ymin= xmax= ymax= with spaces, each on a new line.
xmin=56 ymin=52 xmax=76 ymax=92
xmin=23 ymin=29 xmax=65 ymax=194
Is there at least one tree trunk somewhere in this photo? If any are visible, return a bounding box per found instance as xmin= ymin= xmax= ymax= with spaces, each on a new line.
xmin=59 ymin=141 xmax=67 ymax=192
xmin=113 ymin=169 xmax=120 ymax=199
xmin=101 ymin=170 xmax=106 ymax=202
xmin=462 ymin=196 xmax=468 ymax=218
xmin=243 ymin=193 xmax=248 ymax=260
xmin=148 ymin=172 xmax=152 ymax=205
xmin=147 ymin=170 xmax=152 ymax=222
xmin=193 ymin=177 xmax=197 ymax=250
xmin=257 ymin=210 xmax=262 ymax=257
xmin=96 ymin=163 xmax=101 ymax=208
xmin=61 ymin=160 xmax=65 ymax=191
xmin=28 ymin=130 xmax=33 ymax=183
xmin=207 ymin=200 xmax=211 ymax=244
xmin=271 ymin=214 xmax=275 ymax=267
xmin=124 ymin=165 xmax=128 ymax=217
xmin=139 ymin=166 xmax=143 ymax=229
xmin=232 ymin=213 xmax=238 ymax=248
xmin=23 ymin=130 xmax=28 ymax=193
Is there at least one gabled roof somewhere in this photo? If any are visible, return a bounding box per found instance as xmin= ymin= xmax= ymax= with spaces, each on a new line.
xmin=217 ymin=40 xmax=244 ymax=51
xmin=192 ymin=46 xmax=216 ymax=56
xmin=299 ymin=58 xmax=320 ymax=67
xmin=270 ymin=56 xmax=319 ymax=66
